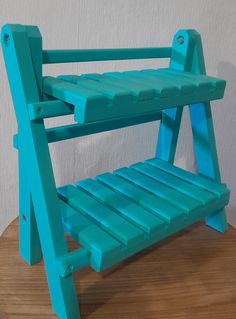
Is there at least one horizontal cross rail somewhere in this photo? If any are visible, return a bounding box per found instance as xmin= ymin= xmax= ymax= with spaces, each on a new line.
xmin=46 ymin=112 xmax=161 ymax=142
xmin=42 ymin=47 xmax=172 ymax=64
xmin=13 ymin=111 xmax=162 ymax=147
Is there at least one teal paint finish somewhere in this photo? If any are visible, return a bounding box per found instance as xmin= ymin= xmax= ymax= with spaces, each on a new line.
xmin=42 ymin=47 xmax=172 ymax=64
xmin=1 ymin=24 xmax=229 ymax=319
xmin=2 ymin=24 xmax=80 ymax=319
xmin=58 ymin=158 xmax=229 ymax=272
xmin=44 ymin=70 xmax=225 ymax=124
xmin=186 ymin=31 xmax=228 ymax=233
xmin=18 ymin=134 xmax=41 ymax=264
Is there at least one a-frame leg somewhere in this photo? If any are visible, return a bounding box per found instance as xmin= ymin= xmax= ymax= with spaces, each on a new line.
xmin=2 ymin=24 xmax=80 ymax=318
xmin=18 ymin=137 xmax=41 ymax=264
xmin=156 ymin=30 xmax=198 ymax=163
xmin=157 ymin=29 xmax=227 ymax=232
xmin=156 ymin=107 xmax=183 ymax=163
xmin=190 ymin=102 xmax=228 ymax=232
xmin=188 ymin=32 xmax=227 ymax=233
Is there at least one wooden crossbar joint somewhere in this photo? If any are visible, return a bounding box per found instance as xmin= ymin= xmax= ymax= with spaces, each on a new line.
xmin=28 ymin=100 xmax=74 ymax=120
xmin=13 ymin=111 xmax=162 ymax=146
xmin=57 ymin=247 xmax=90 ymax=277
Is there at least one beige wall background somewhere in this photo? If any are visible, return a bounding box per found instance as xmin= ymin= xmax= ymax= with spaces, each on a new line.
xmin=0 ymin=0 xmax=235 ymax=235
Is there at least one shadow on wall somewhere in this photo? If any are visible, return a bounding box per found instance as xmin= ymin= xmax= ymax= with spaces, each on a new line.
xmin=217 ymin=61 xmax=236 ymax=227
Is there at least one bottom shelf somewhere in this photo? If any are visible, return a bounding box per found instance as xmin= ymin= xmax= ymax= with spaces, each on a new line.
xmin=58 ymin=158 xmax=229 ymax=272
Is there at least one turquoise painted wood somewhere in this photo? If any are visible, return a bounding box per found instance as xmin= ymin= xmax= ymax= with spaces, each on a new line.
xmin=57 ymin=157 xmax=229 ymax=272
xmin=2 ymin=24 xmax=80 ymax=319
xmin=43 ymin=69 xmax=225 ymax=123
xmin=42 ymin=47 xmax=172 ymax=64
xmin=1 ymin=24 xmax=230 ymax=319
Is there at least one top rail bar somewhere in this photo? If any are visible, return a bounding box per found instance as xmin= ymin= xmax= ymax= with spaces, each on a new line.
xmin=42 ymin=47 xmax=172 ymax=64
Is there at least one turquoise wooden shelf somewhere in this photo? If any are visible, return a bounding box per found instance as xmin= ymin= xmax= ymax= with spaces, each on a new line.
xmin=58 ymin=158 xmax=229 ymax=272
xmin=1 ymin=24 xmax=230 ymax=319
xmin=44 ymin=69 xmax=225 ymax=123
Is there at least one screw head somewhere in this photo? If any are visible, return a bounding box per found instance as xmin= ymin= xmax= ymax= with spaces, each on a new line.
xmin=36 ymin=107 xmax=43 ymax=115
xmin=176 ymin=35 xmax=184 ymax=45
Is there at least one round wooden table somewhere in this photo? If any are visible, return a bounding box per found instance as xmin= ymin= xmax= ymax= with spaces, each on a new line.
xmin=1 ymin=219 xmax=236 ymax=319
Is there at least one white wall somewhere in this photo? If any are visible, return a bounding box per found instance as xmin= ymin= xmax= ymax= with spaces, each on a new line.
xmin=0 ymin=0 xmax=235 ymax=235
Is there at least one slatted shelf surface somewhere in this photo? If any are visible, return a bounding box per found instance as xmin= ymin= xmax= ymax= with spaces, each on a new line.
xmin=43 ymin=68 xmax=226 ymax=123
xmin=58 ymin=158 xmax=229 ymax=272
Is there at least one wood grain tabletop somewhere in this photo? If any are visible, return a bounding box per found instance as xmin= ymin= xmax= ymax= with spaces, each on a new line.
xmin=1 ymin=218 xmax=236 ymax=319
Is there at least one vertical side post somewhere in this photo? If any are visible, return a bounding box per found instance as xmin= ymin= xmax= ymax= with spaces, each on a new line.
xmin=188 ymin=32 xmax=228 ymax=232
xmin=156 ymin=30 xmax=196 ymax=162
xmin=2 ymin=24 xmax=80 ymax=318
xmin=18 ymin=26 xmax=42 ymax=265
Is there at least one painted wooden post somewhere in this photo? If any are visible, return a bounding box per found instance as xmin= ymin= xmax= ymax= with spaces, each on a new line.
xmin=188 ymin=32 xmax=228 ymax=232
xmin=156 ymin=29 xmax=196 ymax=162
xmin=1 ymin=24 xmax=80 ymax=318
xmin=157 ymin=29 xmax=227 ymax=232
xmin=18 ymin=136 xmax=41 ymax=264
xmin=17 ymin=25 xmax=42 ymax=265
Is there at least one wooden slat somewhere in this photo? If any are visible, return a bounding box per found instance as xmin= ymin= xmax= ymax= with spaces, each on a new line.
xmin=122 ymin=70 xmax=179 ymax=97
xmin=81 ymin=73 xmax=156 ymax=101
xmin=115 ymin=167 xmax=201 ymax=213
xmin=58 ymin=185 xmax=144 ymax=247
xmin=125 ymin=70 xmax=181 ymax=97
xmin=43 ymin=76 xmax=109 ymax=108
xmin=104 ymin=72 xmax=161 ymax=98
xmin=157 ymin=69 xmax=210 ymax=91
xmin=97 ymin=173 xmax=185 ymax=223
xmin=154 ymin=69 xmax=198 ymax=93
xmin=147 ymin=158 xmax=228 ymax=198
xmin=133 ymin=162 xmax=215 ymax=204
xmin=76 ymin=178 xmax=166 ymax=236
xmin=59 ymin=75 xmax=134 ymax=104
xmin=142 ymin=69 xmax=195 ymax=94
xmin=160 ymin=68 xmax=226 ymax=91
xmin=60 ymin=200 xmax=121 ymax=270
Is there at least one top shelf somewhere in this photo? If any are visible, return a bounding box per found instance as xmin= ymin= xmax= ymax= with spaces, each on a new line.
xmin=43 ymin=68 xmax=226 ymax=123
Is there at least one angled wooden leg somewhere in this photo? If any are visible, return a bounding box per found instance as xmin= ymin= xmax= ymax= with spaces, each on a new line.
xmin=156 ymin=29 xmax=196 ymax=162
xmin=205 ymin=208 xmax=227 ymax=233
xmin=18 ymin=139 xmax=41 ymax=264
xmin=159 ymin=29 xmax=228 ymax=233
xmin=186 ymin=30 xmax=227 ymax=233
xmin=189 ymin=102 xmax=228 ymax=233
xmin=156 ymin=107 xmax=183 ymax=162
xmin=42 ymin=263 xmax=80 ymax=319
xmin=2 ymin=24 xmax=80 ymax=319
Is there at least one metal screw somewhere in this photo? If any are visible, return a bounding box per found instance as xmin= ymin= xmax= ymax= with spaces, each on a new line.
xmin=66 ymin=264 xmax=74 ymax=274
xmin=176 ymin=35 xmax=184 ymax=45
xmin=37 ymin=107 xmax=43 ymax=114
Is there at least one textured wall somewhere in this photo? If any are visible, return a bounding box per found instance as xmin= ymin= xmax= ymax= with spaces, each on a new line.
xmin=0 ymin=0 xmax=235 ymax=235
